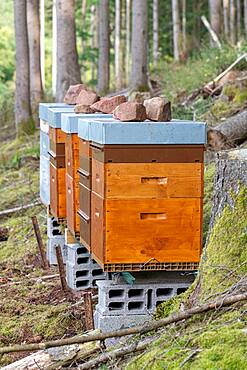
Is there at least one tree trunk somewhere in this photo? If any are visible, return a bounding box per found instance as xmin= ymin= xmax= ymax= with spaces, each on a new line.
xmin=130 ymin=0 xmax=148 ymax=91
xmin=223 ymin=0 xmax=229 ymax=38
xmin=81 ymin=0 xmax=87 ymax=54
xmin=56 ymin=0 xmax=81 ymax=102
xmin=97 ymin=0 xmax=110 ymax=95
xmin=52 ymin=0 xmax=57 ymax=97
xmin=209 ymin=149 xmax=247 ymax=233
xmin=90 ymin=4 xmax=96 ymax=81
xmin=27 ymin=0 xmax=43 ymax=119
xmin=209 ymin=0 xmax=221 ymax=40
xmin=236 ymin=0 xmax=241 ymax=39
xmin=153 ymin=0 xmax=159 ymax=69
xmin=229 ymin=0 xmax=236 ymax=44
xmin=40 ymin=0 xmax=45 ymax=90
xmin=14 ymin=0 xmax=32 ymax=135
xmin=244 ymin=0 xmax=247 ymax=36
xmin=115 ymin=0 xmax=122 ymax=89
xmin=125 ymin=0 xmax=131 ymax=85
xmin=172 ymin=0 xmax=180 ymax=61
xmin=182 ymin=0 xmax=187 ymax=57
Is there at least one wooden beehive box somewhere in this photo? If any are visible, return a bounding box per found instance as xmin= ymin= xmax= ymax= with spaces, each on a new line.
xmin=47 ymin=107 xmax=74 ymax=219
xmin=79 ymin=118 xmax=207 ymax=272
xmin=39 ymin=103 xmax=72 ymax=207
xmin=61 ymin=113 xmax=110 ymax=237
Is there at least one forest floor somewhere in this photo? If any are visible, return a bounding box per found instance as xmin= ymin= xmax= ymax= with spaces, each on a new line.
xmin=0 ymin=46 xmax=247 ymax=368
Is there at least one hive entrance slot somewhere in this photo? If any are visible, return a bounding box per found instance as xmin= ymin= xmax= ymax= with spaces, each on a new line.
xmin=140 ymin=213 xmax=167 ymax=220
xmin=141 ymin=177 xmax=167 ymax=185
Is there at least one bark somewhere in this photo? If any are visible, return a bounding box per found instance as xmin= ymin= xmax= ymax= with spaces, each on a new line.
xmin=40 ymin=0 xmax=45 ymax=90
xmin=172 ymin=0 xmax=180 ymax=61
xmin=90 ymin=4 xmax=96 ymax=81
xmin=56 ymin=0 xmax=81 ymax=102
xmin=245 ymin=0 xmax=247 ymax=35
xmin=14 ymin=0 xmax=32 ymax=133
xmin=125 ymin=0 xmax=131 ymax=84
xmin=236 ymin=0 xmax=241 ymax=39
xmin=223 ymin=0 xmax=229 ymax=37
xmin=209 ymin=149 xmax=247 ymax=232
xmin=130 ymin=0 xmax=148 ymax=90
xmin=207 ymin=110 xmax=247 ymax=151
xmin=209 ymin=0 xmax=221 ymax=38
xmin=182 ymin=0 xmax=187 ymax=55
xmin=97 ymin=0 xmax=110 ymax=95
xmin=229 ymin=0 xmax=236 ymax=44
xmin=27 ymin=0 xmax=43 ymax=118
xmin=1 ymin=335 xmax=101 ymax=370
xmin=52 ymin=0 xmax=57 ymax=97
xmin=1 ymin=292 xmax=247 ymax=355
xmin=115 ymin=0 xmax=122 ymax=89
xmin=215 ymin=109 xmax=247 ymax=144
xmin=153 ymin=0 xmax=159 ymax=69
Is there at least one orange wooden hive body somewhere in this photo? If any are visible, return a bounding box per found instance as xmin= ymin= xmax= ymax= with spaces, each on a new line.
xmin=65 ymin=134 xmax=80 ymax=236
xmin=77 ymin=133 xmax=205 ymax=271
xmin=49 ymin=127 xmax=67 ymax=219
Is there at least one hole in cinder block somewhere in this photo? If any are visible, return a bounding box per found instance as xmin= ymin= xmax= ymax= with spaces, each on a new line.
xmin=128 ymin=301 xmax=144 ymax=310
xmin=109 ymin=290 xmax=124 ymax=298
xmin=92 ymin=259 xmax=98 ymax=265
xmin=76 ymin=280 xmax=90 ymax=288
xmin=76 ymin=270 xmax=89 ymax=278
xmin=52 ymin=229 xmax=62 ymax=236
xmin=128 ymin=289 xmax=143 ymax=298
xmin=177 ymin=287 xmax=187 ymax=295
xmin=77 ymin=257 xmax=89 ymax=264
xmin=92 ymin=269 xmax=104 ymax=277
xmin=77 ymin=247 xmax=88 ymax=255
xmin=109 ymin=302 xmax=124 ymax=310
xmin=156 ymin=288 xmax=173 ymax=297
xmin=156 ymin=301 xmax=164 ymax=307
xmin=147 ymin=289 xmax=153 ymax=310
xmin=52 ymin=220 xmax=60 ymax=227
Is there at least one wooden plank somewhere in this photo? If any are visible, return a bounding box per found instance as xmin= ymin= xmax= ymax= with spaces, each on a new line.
xmin=50 ymin=163 xmax=66 ymax=218
xmin=105 ymin=198 xmax=202 ymax=264
xmin=92 ymin=161 xmax=203 ymax=199
xmin=91 ymin=192 xmax=105 ymax=263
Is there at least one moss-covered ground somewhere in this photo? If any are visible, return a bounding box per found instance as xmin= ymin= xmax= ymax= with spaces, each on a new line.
xmin=122 ymin=185 xmax=247 ymax=370
xmin=0 ymin=133 xmax=86 ymax=367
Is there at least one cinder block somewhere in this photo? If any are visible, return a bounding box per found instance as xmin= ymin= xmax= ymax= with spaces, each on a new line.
xmin=96 ymin=277 xmax=192 ymax=316
xmin=94 ymin=309 xmax=150 ymax=333
xmin=46 ymin=236 xmax=67 ymax=265
xmin=65 ymin=243 xmax=107 ymax=291
xmin=47 ymin=217 xmax=63 ymax=238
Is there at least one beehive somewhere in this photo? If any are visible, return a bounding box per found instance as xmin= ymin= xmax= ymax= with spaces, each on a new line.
xmin=61 ymin=113 xmax=111 ymax=237
xmin=78 ymin=118 xmax=207 ymax=271
xmin=39 ymin=103 xmax=72 ymax=207
xmin=47 ymin=107 xmax=75 ymax=218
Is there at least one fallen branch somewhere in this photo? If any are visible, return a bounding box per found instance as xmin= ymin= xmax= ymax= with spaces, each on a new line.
xmin=0 ymin=274 xmax=59 ymax=288
xmin=0 ymin=292 xmax=246 ymax=355
xmin=0 ymin=200 xmax=41 ymax=218
xmin=77 ymin=336 xmax=155 ymax=370
xmin=201 ymin=15 xmax=221 ymax=49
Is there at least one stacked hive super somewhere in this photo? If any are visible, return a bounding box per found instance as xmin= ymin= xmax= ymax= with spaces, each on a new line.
xmin=78 ymin=118 xmax=206 ymax=271
xmin=39 ymin=104 xmax=74 ymax=264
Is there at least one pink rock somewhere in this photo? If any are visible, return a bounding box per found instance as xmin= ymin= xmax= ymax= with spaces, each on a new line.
xmin=75 ymin=89 xmax=99 ymax=106
xmin=64 ymin=84 xmax=87 ymax=104
xmin=90 ymin=95 xmax=127 ymax=114
xmin=144 ymin=97 xmax=171 ymax=122
xmin=113 ymin=102 xmax=147 ymax=122
xmin=74 ymin=104 xmax=95 ymax=114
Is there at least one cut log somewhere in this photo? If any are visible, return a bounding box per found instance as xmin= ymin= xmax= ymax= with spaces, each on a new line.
xmin=207 ymin=109 xmax=247 ymax=150
xmin=0 ymin=226 xmax=9 ymax=241
xmin=1 ymin=331 xmax=101 ymax=370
